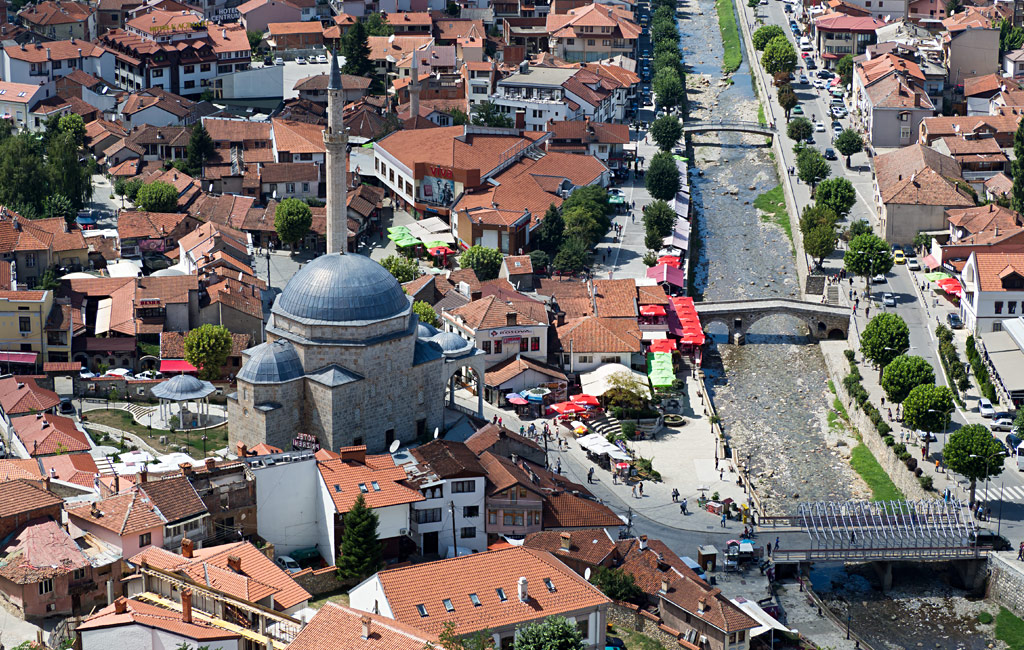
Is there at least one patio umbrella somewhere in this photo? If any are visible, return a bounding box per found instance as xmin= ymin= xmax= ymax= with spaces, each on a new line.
xmin=658 ymin=256 xmax=682 ymax=267
xmin=396 ymin=237 xmax=421 ymax=248
xmin=549 ymin=401 xmax=585 ymax=414
xmin=570 ymin=394 xmax=600 ymax=407
xmin=506 ymin=395 xmax=529 ymax=405
xmin=521 ymin=387 xmax=550 ymax=402
xmin=387 ymin=225 xmax=410 ymax=234
xmin=429 ymin=245 xmax=455 ymax=256
xmin=615 ymin=462 xmax=631 ymax=469
xmin=649 ymin=338 xmax=676 ymax=353
xmin=574 ymin=425 xmax=587 ymax=434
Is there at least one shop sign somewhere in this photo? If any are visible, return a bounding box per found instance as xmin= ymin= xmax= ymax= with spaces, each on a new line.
xmin=293 ymin=433 xmax=320 ymax=451
xmin=488 ymin=327 xmax=532 ymax=338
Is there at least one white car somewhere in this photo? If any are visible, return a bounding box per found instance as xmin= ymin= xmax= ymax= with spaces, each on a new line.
xmin=979 ymin=397 xmax=996 ymax=418
xmin=135 ymin=370 xmax=162 ymax=380
xmin=990 ymin=415 xmax=1015 ymax=432
xmin=908 ymin=258 xmax=921 ymax=271
xmin=296 ymin=56 xmax=307 ymax=64
xmin=79 ymin=369 xmax=96 ymax=379
xmin=274 ymin=57 xmax=284 ymax=65
xmin=814 ymin=121 xmax=825 ymax=132
xmin=105 ymin=368 xmax=133 ymax=378
xmin=872 ymin=273 xmax=886 ymax=283
xmin=798 ymin=74 xmax=809 ymax=84
xmin=276 ymin=555 xmax=301 ymax=573
xmin=316 ymin=54 xmax=328 ymax=63
xmin=882 ymin=292 xmax=896 ymax=307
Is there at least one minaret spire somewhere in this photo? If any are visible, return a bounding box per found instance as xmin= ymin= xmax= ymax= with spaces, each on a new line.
xmin=324 ymin=47 xmax=348 ymax=255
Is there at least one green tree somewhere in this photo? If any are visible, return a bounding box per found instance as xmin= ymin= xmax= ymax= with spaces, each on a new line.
xmin=999 ymin=18 xmax=1024 ymax=55
xmin=435 ymin=623 xmax=495 ymax=650
xmin=848 ymin=218 xmax=872 ymax=240
xmin=904 ymin=383 xmax=954 ymax=453
xmin=778 ymin=84 xmax=798 ymax=120
xmin=762 ymin=35 xmax=797 ymax=75
xmin=945 ymin=0 xmax=962 ymax=14
xmin=563 ymin=206 xmax=601 ymax=244
xmin=654 ymin=37 xmax=681 ymax=60
xmin=836 ymin=54 xmax=854 ymax=87
xmin=413 ymin=300 xmax=440 ymax=327
xmin=183 ymin=324 xmax=233 ymax=380
xmin=796 ymin=147 xmax=831 ymax=189
xmin=136 ymin=180 xmax=179 ymax=212
xmin=446 ymin=1 xmax=461 ymax=15
xmin=787 ymin=117 xmax=813 ymax=143
xmin=336 ymin=494 xmax=383 ymax=581
xmin=815 ymin=177 xmax=856 ymax=217
xmin=42 ymin=194 xmax=74 ymax=225
xmin=753 ymin=24 xmax=785 ymax=50
xmin=0 ymin=133 xmax=45 ymax=214
xmin=834 ymin=129 xmax=863 ymax=168
xmin=805 ymin=224 xmax=836 ymax=267
xmin=448 ymin=108 xmax=469 ymax=125
xmin=1012 ymin=115 xmax=1024 ymax=214
xmin=459 ymin=245 xmax=503 ymax=280
xmin=33 ymin=268 xmax=60 ymax=290
xmin=643 ymin=199 xmax=676 ymax=239
xmin=58 ymin=113 xmax=86 ymax=147
xmin=274 ymin=198 xmax=312 ymax=246
xmin=341 ymin=20 xmax=373 ymax=77
xmin=529 ymin=249 xmax=549 ymax=270
xmin=650 ymin=114 xmax=683 ymax=152
xmin=590 ymin=566 xmax=644 ymax=602
xmin=943 ymin=423 xmax=1005 ymax=505
xmin=799 ymin=203 xmax=837 ymax=237
xmin=186 ymin=122 xmax=216 ymax=176
xmin=562 ymin=185 xmax=612 ymax=219
xmin=652 ymin=67 xmax=685 ymax=110
xmin=48 ymin=133 xmax=92 ymax=211
xmin=471 ymin=101 xmax=513 ymax=128
xmin=881 ymin=354 xmax=936 ymax=404
xmin=380 ymin=254 xmax=420 ymax=283
xmin=513 ymin=616 xmax=584 ymax=650
xmin=123 ymin=177 xmax=143 ymax=203
xmin=536 ymin=203 xmax=564 ymax=253
xmin=364 ymin=12 xmax=394 ymax=35
xmin=645 ymin=151 xmax=680 ymax=201
xmin=553 ymin=238 xmax=588 ymax=274
xmin=651 ymin=18 xmax=678 ymax=44
xmin=654 ymin=51 xmax=682 ymax=78
xmin=246 ymin=29 xmax=263 ymax=51
xmin=844 ymin=233 xmax=893 ymax=293
xmin=859 ymin=312 xmax=910 ymax=374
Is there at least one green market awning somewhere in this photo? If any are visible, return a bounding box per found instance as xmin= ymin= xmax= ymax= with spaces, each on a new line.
xmin=925 ymin=271 xmax=953 ymax=282
xmin=609 ymin=196 xmax=626 ymax=204
xmin=396 ymin=238 xmax=421 ymax=247
xmin=647 ymin=352 xmax=675 ymax=388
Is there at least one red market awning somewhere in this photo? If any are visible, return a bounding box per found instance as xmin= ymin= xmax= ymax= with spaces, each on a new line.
xmin=937 ymin=278 xmax=963 ymax=297
xmin=670 ymin=296 xmax=706 ymax=346
xmin=549 ymin=401 xmax=586 ymax=414
xmin=0 ymin=351 xmax=37 ymax=364
xmin=160 ymin=359 xmax=198 ymax=373
xmin=923 ymin=254 xmax=940 ymax=270
xmin=570 ymin=394 xmax=600 ymax=407
xmin=649 ymin=338 xmax=677 ymax=353
xmin=640 ymin=304 xmax=667 ymax=317
xmin=647 ymin=263 xmax=687 ymax=287
xmin=657 ymin=256 xmax=682 ymax=267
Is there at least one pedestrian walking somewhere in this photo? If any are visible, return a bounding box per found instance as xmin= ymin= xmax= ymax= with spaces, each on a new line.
xmin=850 ymin=531 xmax=856 ymax=544
xmin=1018 ymin=542 xmax=1024 ymax=561
xmin=632 ymin=485 xmax=638 ymax=498
xmin=681 ymin=497 xmax=688 ymax=514
xmin=986 ymin=506 xmax=992 ymax=520
xmin=935 ymin=459 xmax=941 ymax=473
xmin=865 ymin=306 xmax=871 ymax=318
xmin=520 ymin=425 xmax=525 ymax=436
xmin=498 ymin=417 xmax=503 ymax=427
xmin=721 ymin=512 xmax=727 ymax=527
xmin=767 ymin=542 xmax=772 ymax=557
xmin=775 ymin=537 xmax=781 ymax=551
xmin=720 ymin=468 xmax=724 ymax=481
xmin=587 ymin=467 xmax=594 ymax=483
xmin=638 ymin=482 xmax=644 ymax=497
xmin=492 ymin=414 xmax=498 ymax=425
xmin=671 ymin=488 xmax=679 ymax=503
xmin=556 ymin=458 xmax=562 ymax=475
xmin=921 ymin=445 xmax=926 ymax=459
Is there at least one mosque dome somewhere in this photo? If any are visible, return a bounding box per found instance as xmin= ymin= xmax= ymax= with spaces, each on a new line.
xmin=237 ymin=340 xmax=304 ymax=384
xmin=276 ymin=253 xmax=410 ymax=324
xmin=417 ymin=321 xmax=439 ymax=339
xmin=432 ymin=331 xmax=474 ymax=357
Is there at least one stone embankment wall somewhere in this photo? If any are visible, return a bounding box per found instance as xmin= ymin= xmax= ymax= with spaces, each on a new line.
xmin=987 ymin=552 xmax=1024 ymax=618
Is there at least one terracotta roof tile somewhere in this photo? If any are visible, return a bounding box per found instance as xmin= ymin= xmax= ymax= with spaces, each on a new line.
xmin=38 ymin=453 xmax=98 ymax=488
xmin=409 ymin=439 xmax=486 ymax=478
xmin=464 ymin=422 xmax=543 ymax=456
xmin=542 ymin=491 xmax=622 ymax=528
xmin=139 ymin=474 xmax=207 ymax=523
xmin=0 ymin=479 xmax=61 ymax=518
xmin=0 ymin=459 xmax=43 ymax=482
xmin=318 ymin=452 xmax=425 ymax=512
xmin=77 ymin=598 xmax=241 ymax=641
xmin=4 ymin=39 xmax=106 ymax=63
xmin=484 ymin=355 xmax=567 ymax=387
xmin=556 ymin=316 xmax=642 ymax=354
xmin=523 ymin=529 xmax=617 ymax=566
xmin=66 ymin=489 xmax=167 ymax=535
xmin=12 ymin=413 xmax=89 ymax=456
xmin=970 ymin=252 xmax=1024 ymax=291
xmin=448 ymin=294 xmax=548 ymax=330
xmin=0 ymin=376 xmax=60 ymax=416
xmin=118 ymin=211 xmax=191 ymax=240
xmin=946 ymin=204 xmax=1022 ymax=234
xmin=291 ymin=603 xmax=437 ymax=650
xmin=0 ymin=518 xmax=92 ymax=584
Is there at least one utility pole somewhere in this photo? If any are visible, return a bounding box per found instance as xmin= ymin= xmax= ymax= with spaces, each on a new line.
xmin=449 ymin=501 xmax=457 ymax=557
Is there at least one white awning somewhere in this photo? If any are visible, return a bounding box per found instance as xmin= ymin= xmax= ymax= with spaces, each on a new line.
xmin=94 ymin=298 xmax=112 ymax=336
xmin=580 ymin=363 xmax=652 ymax=398
xmin=730 ymin=598 xmax=795 ymax=637
xmin=419 ymin=216 xmax=450 ymax=233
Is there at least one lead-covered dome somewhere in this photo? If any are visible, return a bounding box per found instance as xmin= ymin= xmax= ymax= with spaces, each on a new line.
xmin=432 ymin=331 xmax=473 ymax=357
xmin=237 ymin=339 xmax=304 ymax=384
xmin=276 ymin=253 xmax=410 ymax=323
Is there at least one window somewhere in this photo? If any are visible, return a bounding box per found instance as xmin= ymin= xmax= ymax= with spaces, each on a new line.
xmin=201 ymin=63 xmax=211 ymax=72
xmin=576 ymin=620 xmax=588 ymax=639
xmin=544 ymin=578 xmax=556 ymax=592
xmin=73 ymin=568 xmax=86 ymax=581
xmin=443 ymin=598 xmax=455 ymax=612
xmin=287 ymin=183 xmax=296 ymax=193
xmin=152 ymin=68 xmax=164 ymax=78
xmin=494 ymin=340 xmax=503 ymax=354
xmin=460 ymin=526 xmax=477 ymax=538
xmin=531 ymin=337 xmax=540 ymax=351
xmin=38 ymin=579 xmax=53 ymax=595
xmin=463 ymin=505 xmax=479 ymax=517
xmin=417 ymin=508 xmax=442 ymax=524
xmin=184 ymin=80 xmax=195 ymax=89
xmin=470 ymin=593 xmax=482 ymax=606
xmin=183 ymin=64 xmax=195 ymax=73
xmin=1011 ymin=302 xmax=1018 ymax=315
xmin=19 ymin=317 xmax=30 ymax=333
xmin=603 ymin=39 xmax=611 ymax=46
xmin=371 ymin=481 xmax=381 ymax=491
xmin=587 ymin=39 xmax=595 ymax=46
xmin=488 ymin=509 xmax=498 ymax=524
xmin=302 ymin=182 xmax=309 ymax=192
xmin=996 ymin=301 xmax=1004 ymax=315
xmin=452 ymin=480 xmax=475 ymax=493
xmin=416 ymin=604 xmax=428 ymax=617
xmin=520 ymin=338 xmax=529 ymax=352
xmin=496 ymin=588 xmax=507 ymax=601
xmin=139 ymin=532 xmax=151 ymax=547
xmin=25 ymin=253 xmax=35 ymax=268
xmin=578 ymin=355 xmax=592 ymax=364
xmin=482 ymin=340 xmax=492 ymax=354
xmin=900 ymin=126 xmax=912 ymax=140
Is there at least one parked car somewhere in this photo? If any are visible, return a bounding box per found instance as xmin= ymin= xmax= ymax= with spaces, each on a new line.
xmin=316 ymin=54 xmax=327 ymax=63
xmin=263 ymin=56 xmax=273 ymax=66
xmin=142 ymin=252 xmax=173 ymax=273
xmin=824 ymin=147 xmax=837 ymax=160
xmin=894 ymin=251 xmax=906 ymax=265
xmin=990 ymin=415 xmax=1015 ymax=432
xmin=946 ymin=312 xmax=964 ymax=329
xmin=882 ymin=292 xmax=896 ymax=307
xmin=59 ymin=398 xmax=76 ymax=415
xmin=135 ymin=370 xmax=163 ymax=380
xmin=806 ymin=60 xmax=817 ymax=70
xmin=979 ymin=397 xmax=996 ymax=418
xmin=274 ymin=57 xmax=284 ymax=65
xmin=276 ymin=556 xmax=301 ymax=573
xmin=798 ymin=74 xmax=808 ymax=84
xmin=814 ymin=121 xmax=825 ymax=132
xmin=903 ymin=245 xmax=917 ymax=258
xmin=80 ymin=369 xmax=96 ymax=379
xmin=872 ymin=273 xmax=886 ymax=283
xmin=908 ymin=258 xmax=921 ymax=271
xmin=792 ymin=105 xmax=804 ymax=115
xmin=296 ymin=56 xmax=307 ymax=64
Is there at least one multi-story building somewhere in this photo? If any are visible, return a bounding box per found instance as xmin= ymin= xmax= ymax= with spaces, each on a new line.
xmin=545 ymin=118 xmax=629 ymax=169
xmin=0 ymin=39 xmax=114 ymax=88
xmin=492 ymin=63 xmax=625 ymax=129
xmin=442 ymin=294 xmax=549 ymax=366
xmin=101 ymin=11 xmax=250 ymax=96
xmin=942 ymin=7 xmax=1000 ymax=87
xmin=18 ymin=0 xmax=96 ymax=41
xmin=545 ymin=3 xmax=639 ymax=63
xmin=813 ymin=14 xmax=882 ymax=68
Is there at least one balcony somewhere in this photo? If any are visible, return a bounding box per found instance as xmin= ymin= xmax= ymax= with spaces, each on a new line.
xmin=487 ymin=496 xmax=543 ymax=508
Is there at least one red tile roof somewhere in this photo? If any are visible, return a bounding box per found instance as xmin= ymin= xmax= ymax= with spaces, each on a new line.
xmin=19 ymin=0 xmax=93 ymax=26
xmin=556 ymin=316 xmax=643 ymax=354
xmin=0 ymin=478 xmax=61 ymax=518
xmin=464 ymin=422 xmax=543 ymax=455
xmin=138 ymin=475 xmax=206 ymax=523
xmin=4 ymin=39 xmax=106 ymax=63
xmin=77 ymin=598 xmax=242 ymax=641
xmin=317 ymin=452 xmax=424 ymax=512
xmin=289 ymin=603 xmax=437 ymax=650
xmin=370 ymin=546 xmax=610 ymax=635
xmin=0 ymin=376 xmax=60 ymax=416
xmin=448 ymin=294 xmax=548 ymax=330
xmin=66 ymin=489 xmax=167 ymax=535
xmin=38 ymin=453 xmax=98 ymax=488
xmin=118 ymin=211 xmax=190 ymax=240
xmin=0 ymin=518 xmax=91 ymax=584
xmin=0 ymin=459 xmax=43 ymax=482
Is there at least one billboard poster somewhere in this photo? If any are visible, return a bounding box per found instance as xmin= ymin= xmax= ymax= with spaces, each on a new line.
xmin=420 ymin=175 xmax=455 ymax=206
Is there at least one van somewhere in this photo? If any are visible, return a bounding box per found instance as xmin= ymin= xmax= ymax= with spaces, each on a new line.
xmin=1017 ymin=445 xmax=1024 ymax=470
xmin=799 ymin=36 xmax=812 ymax=51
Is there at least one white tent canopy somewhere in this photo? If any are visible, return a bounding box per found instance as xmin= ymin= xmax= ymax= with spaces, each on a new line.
xmin=576 ymin=433 xmax=631 ymax=461
xmin=730 ymin=598 xmax=796 ymax=637
xmin=580 ymin=363 xmax=652 ymax=398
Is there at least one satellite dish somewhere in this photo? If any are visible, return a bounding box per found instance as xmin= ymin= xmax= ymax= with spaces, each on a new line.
xmin=584 ymin=568 xmax=591 ymax=580
xmin=389 ymin=439 xmax=400 ymax=454
xmin=433 ymin=427 xmax=440 ymax=439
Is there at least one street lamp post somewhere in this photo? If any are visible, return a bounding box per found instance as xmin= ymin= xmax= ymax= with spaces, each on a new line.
xmin=969 ymin=451 xmax=1005 ymax=513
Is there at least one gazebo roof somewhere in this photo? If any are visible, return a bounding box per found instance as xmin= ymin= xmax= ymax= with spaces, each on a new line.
xmin=151 ymin=374 xmax=216 ymax=401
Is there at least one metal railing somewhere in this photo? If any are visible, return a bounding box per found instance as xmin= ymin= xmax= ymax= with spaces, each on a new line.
xmin=682 ymin=120 xmax=777 ymax=134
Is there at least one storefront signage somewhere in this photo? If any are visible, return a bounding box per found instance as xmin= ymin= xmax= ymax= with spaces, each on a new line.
xmin=488 ymin=327 xmax=532 ymax=338
xmin=292 ymin=433 xmax=320 ymax=451
xmin=428 ymin=166 xmax=454 ymax=179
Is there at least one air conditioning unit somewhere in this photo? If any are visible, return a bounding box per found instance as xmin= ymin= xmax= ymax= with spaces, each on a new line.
xmin=399 ymin=528 xmax=408 ymax=535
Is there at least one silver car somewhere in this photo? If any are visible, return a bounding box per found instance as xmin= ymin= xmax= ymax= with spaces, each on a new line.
xmin=990 ymin=415 xmax=1015 ymax=432
xmin=882 ymin=292 xmax=896 ymax=307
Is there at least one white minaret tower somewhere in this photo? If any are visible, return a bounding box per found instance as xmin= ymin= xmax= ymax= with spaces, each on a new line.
xmin=324 ymin=48 xmax=348 ymax=255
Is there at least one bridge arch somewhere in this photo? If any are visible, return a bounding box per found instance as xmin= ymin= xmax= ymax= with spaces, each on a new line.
xmin=694 ymin=299 xmax=851 ymax=343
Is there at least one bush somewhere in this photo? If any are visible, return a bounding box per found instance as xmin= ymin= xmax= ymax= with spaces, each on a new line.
xmin=919 ymin=475 xmax=934 ymax=490
xmin=936 ymin=323 xmax=953 ymax=344
xmin=914 ymin=467 xmax=923 ymax=477
xmin=844 ymin=349 xmax=856 ymax=362
xmin=894 ymin=443 xmax=907 ymax=455
xmin=876 ymin=421 xmax=891 ymax=437
xmin=883 ymin=436 xmax=894 ymax=446
xmin=982 ymin=382 xmax=998 ymax=403
xmin=868 ymin=410 xmax=881 ymax=426
xmin=621 ymin=421 xmax=637 ymax=439
xmin=905 ymin=457 xmax=917 ymax=471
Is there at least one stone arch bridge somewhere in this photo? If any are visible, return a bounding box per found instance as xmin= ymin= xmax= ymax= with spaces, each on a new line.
xmin=682 ymin=120 xmax=777 ymax=138
xmin=695 ymin=298 xmax=850 ymax=343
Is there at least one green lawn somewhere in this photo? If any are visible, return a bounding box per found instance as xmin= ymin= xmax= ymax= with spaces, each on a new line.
xmin=753 ymin=185 xmax=793 ymax=246
xmin=608 ymin=626 xmax=667 ymax=650
xmin=715 ymin=0 xmax=742 ymax=74
xmin=308 ymin=589 xmax=349 ymax=610
xmin=85 ymin=408 xmax=228 ymax=458
xmin=997 ymin=607 xmax=1024 ymax=650
xmin=757 ymin=103 xmax=766 ymax=126
xmin=849 ymin=444 xmax=904 ymax=502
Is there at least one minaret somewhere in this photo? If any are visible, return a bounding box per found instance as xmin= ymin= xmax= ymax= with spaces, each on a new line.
xmin=324 ymin=48 xmax=348 ymax=255
xmin=409 ymin=48 xmax=421 ymax=120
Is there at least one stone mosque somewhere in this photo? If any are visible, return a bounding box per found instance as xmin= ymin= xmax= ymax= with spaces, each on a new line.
xmin=227 ymin=53 xmax=485 ymax=454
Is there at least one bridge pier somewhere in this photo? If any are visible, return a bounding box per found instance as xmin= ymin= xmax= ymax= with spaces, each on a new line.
xmin=872 ymin=561 xmax=892 ymax=593
xmin=952 ymin=558 xmax=988 ymax=595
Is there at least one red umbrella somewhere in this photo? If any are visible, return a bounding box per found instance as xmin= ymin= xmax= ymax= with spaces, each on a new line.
xmin=570 ymin=394 xmax=600 ymax=407
xmin=649 ymin=338 xmax=676 ymax=353
xmin=640 ymin=304 xmax=667 ymax=317
xmin=549 ymin=401 xmax=586 ymax=414
xmin=429 ymin=246 xmax=455 ymax=257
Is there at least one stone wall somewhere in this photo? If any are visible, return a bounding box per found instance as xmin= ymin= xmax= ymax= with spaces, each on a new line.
xmin=607 ymin=602 xmax=691 ymax=649
xmin=987 ymin=552 xmax=1024 ymax=619
xmin=820 ymin=343 xmax=928 ymax=500
xmin=293 ymin=566 xmax=351 ymax=596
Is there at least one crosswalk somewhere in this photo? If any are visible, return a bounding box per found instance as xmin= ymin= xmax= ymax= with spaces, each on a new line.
xmin=976 ymin=484 xmax=1024 ymax=503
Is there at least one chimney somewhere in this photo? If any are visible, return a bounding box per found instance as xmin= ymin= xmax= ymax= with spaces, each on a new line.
xmin=518 ymin=577 xmax=528 ymax=602
xmin=514 ymin=109 xmax=526 ymax=130
xmin=179 ymin=462 xmax=193 ymax=477
xmin=559 ymin=531 xmax=571 ymax=551
xmin=506 ymin=311 xmax=517 ymax=326
xmin=697 ymin=597 xmax=707 ymax=613
xmin=181 ymin=537 xmax=194 ymax=558
xmin=46 ymin=48 xmax=51 ymax=60
xmin=205 ymin=457 xmax=216 ymax=471
xmin=660 ymin=578 xmax=669 ymax=594
xmin=639 ymin=535 xmax=648 ymax=551
xmin=227 ymin=555 xmax=242 ymax=572
xmin=360 ymin=615 xmax=371 ymax=640
xmin=556 ymin=311 xmax=566 ymax=326
xmin=236 ymin=441 xmax=248 ymax=457
xmin=338 ymin=446 xmax=367 ymax=464
xmin=114 ymin=474 xmax=119 ymax=493
xmin=90 ymin=502 xmax=100 ymax=517
xmin=114 ymin=598 xmax=127 ymax=615
xmin=181 ymin=589 xmax=193 ymax=624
